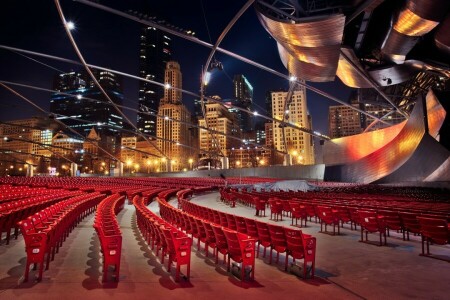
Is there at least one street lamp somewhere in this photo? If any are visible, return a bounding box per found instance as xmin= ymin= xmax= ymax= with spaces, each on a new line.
xmin=126 ymin=159 xmax=132 ymax=175
xmin=188 ymin=158 xmax=193 ymax=170
xmin=146 ymin=160 xmax=151 ymax=173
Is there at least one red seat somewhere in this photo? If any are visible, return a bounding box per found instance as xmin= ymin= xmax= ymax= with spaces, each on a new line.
xmin=358 ymin=210 xmax=387 ymax=246
xmin=255 ymin=220 xmax=271 ymax=258
xmin=161 ymin=226 xmax=192 ymax=282
xmin=317 ymin=206 xmax=340 ymax=235
xmin=289 ymin=201 xmax=307 ymax=227
xmin=378 ymin=210 xmax=403 ymax=238
xmin=284 ymin=227 xmax=316 ymax=279
xmin=267 ymin=224 xmax=287 ymax=265
xmin=211 ymin=223 xmax=228 ymax=264
xmin=222 ymin=228 xmax=256 ymax=281
xmin=399 ymin=212 xmax=421 ymax=240
xmin=268 ymin=199 xmax=283 ymax=221
xmin=417 ymin=217 xmax=450 ymax=260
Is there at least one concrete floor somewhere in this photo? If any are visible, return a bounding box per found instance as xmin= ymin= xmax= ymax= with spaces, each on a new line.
xmin=0 ymin=191 xmax=449 ymax=300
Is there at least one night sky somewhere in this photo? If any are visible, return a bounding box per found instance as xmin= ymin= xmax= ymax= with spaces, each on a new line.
xmin=0 ymin=0 xmax=352 ymax=135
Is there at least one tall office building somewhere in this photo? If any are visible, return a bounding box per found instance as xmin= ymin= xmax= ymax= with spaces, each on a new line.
xmin=233 ymin=74 xmax=253 ymax=132
xmin=50 ymin=70 xmax=124 ymax=154
xmin=137 ymin=26 xmax=172 ymax=136
xmin=0 ymin=118 xmax=53 ymax=171
xmin=270 ymin=82 xmax=314 ymax=165
xmin=328 ymin=104 xmax=363 ymax=138
xmin=198 ymin=98 xmax=240 ymax=159
xmin=156 ymin=61 xmax=191 ymax=172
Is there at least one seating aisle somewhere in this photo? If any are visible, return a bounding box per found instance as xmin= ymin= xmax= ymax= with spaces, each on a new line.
xmin=1 ymin=191 xmax=449 ymax=300
xmin=188 ymin=191 xmax=450 ymax=300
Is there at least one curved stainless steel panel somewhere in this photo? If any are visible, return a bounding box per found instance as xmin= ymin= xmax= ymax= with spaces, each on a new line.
xmin=426 ymin=89 xmax=447 ymax=139
xmin=255 ymin=4 xmax=344 ymax=82
xmin=382 ymin=0 xmax=449 ymax=61
xmin=337 ymin=48 xmax=421 ymax=88
xmin=324 ymin=90 xmax=447 ymax=183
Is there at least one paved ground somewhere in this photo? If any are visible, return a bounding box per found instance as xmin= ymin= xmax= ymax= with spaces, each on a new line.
xmin=0 ymin=191 xmax=449 ymax=300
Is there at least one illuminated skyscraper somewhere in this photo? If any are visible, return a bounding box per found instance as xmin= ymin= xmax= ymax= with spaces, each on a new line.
xmin=270 ymin=82 xmax=314 ymax=165
xmin=50 ymin=70 xmax=124 ymax=154
xmin=233 ymin=74 xmax=253 ymax=132
xmin=156 ymin=61 xmax=191 ymax=171
xmin=137 ymin=26 xmax=172 ymax=136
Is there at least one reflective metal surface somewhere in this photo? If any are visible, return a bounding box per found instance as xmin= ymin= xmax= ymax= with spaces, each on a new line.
xmin=255 ymin=4 xmax=344 ymax=82
xmin=324 ymin=90 xmax=448 ymax=183
xmin=382 ymin=0 xmax=449 ymax=62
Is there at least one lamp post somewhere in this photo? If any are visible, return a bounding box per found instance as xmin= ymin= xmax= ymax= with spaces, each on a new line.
xmin=146 ymin=160 xmax=151 ymax=174
xmin=134 ymin=163 xmax=140 ymax=175
xmin=126 ymin=159 xmax=132 ymax=175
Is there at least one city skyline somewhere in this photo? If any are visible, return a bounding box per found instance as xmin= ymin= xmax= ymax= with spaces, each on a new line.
xmin=0 ymin=0 xmax=351 ymax=137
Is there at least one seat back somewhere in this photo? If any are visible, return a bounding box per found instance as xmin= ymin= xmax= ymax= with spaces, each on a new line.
xmin=417 ymin=217 xmax=449 ymax=245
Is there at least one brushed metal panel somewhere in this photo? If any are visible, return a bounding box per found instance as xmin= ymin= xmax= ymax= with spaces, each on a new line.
xmin=394 ymin=7 xmax=439 ymax=36
xmin=382 ymin=28 xmax=420 ymax=58
xmin=278 ymin=43 xmax=338 ymax=82
xmin=325 ymin=94 xmax=427 ymax=183
xmin=336 ymin=48 xmax=372 ymax=88
xmin=407 ymin=0 xmax=450 ymax=21
xmin=375 ymin=134 xmax=450 ymax=183
xmin=424 ymin=157 xmax=450 ymax=181
xmin=323 ymin=122 xmax=405 ymax=165
xmin=255 ymin=6 xmax=344 ymax=82
xmin=426 ymin=89 xmax=447 ymax=139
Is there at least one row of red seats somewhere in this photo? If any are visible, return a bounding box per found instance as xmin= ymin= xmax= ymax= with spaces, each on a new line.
xmin=17 ymin=192 xmax=105 ymax=282
xmin=0 ymin=190 xmax=84 ymax=245
xmin=158 ymin=193 xmax=256 ymax=281
xmin=244 ymin=189 xmax=450 ymax=214
xmin=93 ymin=194 xmax=125 ymax=282
xmin=177 ymin=191 xmax=316 ymax=279
xmin=133 ymin=189 xmax=192 ymax=282
xmin=286 ymin=202 xmax=449 ymax=259
xmin=219 ymin=188 xmax=237 ymax=207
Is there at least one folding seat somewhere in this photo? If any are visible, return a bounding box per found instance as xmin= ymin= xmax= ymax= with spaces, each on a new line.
xmin=287 ymin=228 xmax=316 ymax=279
xmin=17 ymin=219 xmax=49 ymax=282
xmin=267 ymin=224 xmax=287 ymax=265
xmin=161 ymin=226 xmax=192 ymax=282
xmin=290 ymin=201 xmax=307 ymax=227
xmin=218 ymin=212 xmax=229 ymax=228
xmin=399 ymin=212 xmax=421 ymax=240
xmin=417 ymin=217 xmax=449 ymax=259
xmin=333 ymin=206 xmax=352 ymax=229
xmin=316 ymin=206 xmax=340 ymax=235
xmin=378 ymin=210 xmax=403 ymax=238
xmin=211 ymin=223 xmax=228 ymax=264
xmin=235 ymin=216 xmax=247 ymax=234
xmin=303 ymin=203 xmax=317 ymax=223
xmin=268 ymin=199 xmax=283 ymax=221
xmin=226 ymin=214 xmax=237 ymax=231
xmin=194 ymin=218 xmax=208 ymax=251
xmin=244 ymin=218 xmax=259 ymax=242
xmin=255 ymin=220 xmax=271 ymax=258
xmin=282 ymin=201 xmax=292 ymax=218
xmin=202 ymin=220 xmax=217 ymax=257
xmin=254 ymin=198 xmax=266 ymax=217
xmin=222 ymin=228 xmax=256 ymax=281
xmin=348 ymin=207 xmax=362 ymax=230
xmin=358 ymin=210 xmax=387 ymax=246
xmin=212 ymin=210 xmax=221 ymax=225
